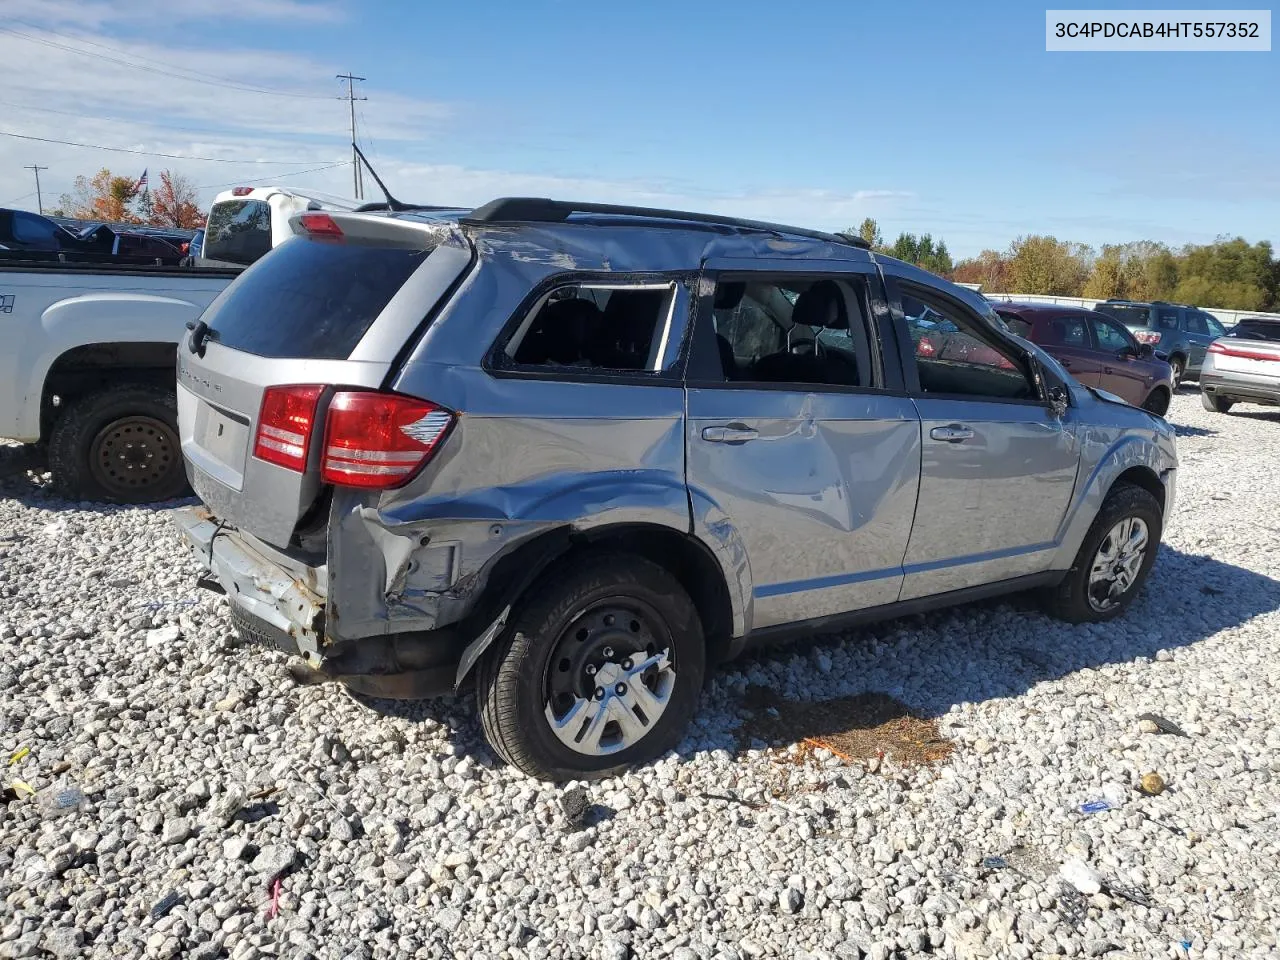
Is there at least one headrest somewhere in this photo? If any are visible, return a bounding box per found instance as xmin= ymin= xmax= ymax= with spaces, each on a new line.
xmin=791 ymin=279 xmax=847 ymax=330
xmin=714 ymin=282 xmax=746 ymax=311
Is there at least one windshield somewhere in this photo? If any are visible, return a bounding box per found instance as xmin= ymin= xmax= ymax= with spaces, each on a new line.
xmin=1231 ymin=320 xmax=1280 ymax=342
xmin=203 ymin=199 xmax=273 ymax=266
xmin=1093 ymin=303 xmax=1149 ymax=327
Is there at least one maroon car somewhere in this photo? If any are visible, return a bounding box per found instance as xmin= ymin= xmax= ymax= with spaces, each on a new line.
xmin=995 ymin=302 xmax=1174 ymax=416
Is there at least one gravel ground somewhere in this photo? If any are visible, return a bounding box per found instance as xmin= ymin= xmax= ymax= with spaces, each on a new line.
xmin=2 ymin=390 xmax=1278 ymax=960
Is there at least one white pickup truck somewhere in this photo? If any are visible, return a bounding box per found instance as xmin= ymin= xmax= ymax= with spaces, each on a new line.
xmin=0 ymin=186 xmax=342 ymax=502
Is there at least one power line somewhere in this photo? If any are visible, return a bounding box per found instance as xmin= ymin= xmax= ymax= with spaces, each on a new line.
xmin=0 ymin=26 xmax=334 ymax=100
xmin=0 ymin=130 xmax=342 ymax=165
xmin=23 ymin=164 xmax=48 ymax=214
xmin=336 ymin=72 xmax=367 ymax=200
xmin=196 ymin=161 xmax=350 ymax=190
xmin=0 ymin=98 xmax=343 ymax=141
xmin=2 ymin=190 xmax=37 ymax=207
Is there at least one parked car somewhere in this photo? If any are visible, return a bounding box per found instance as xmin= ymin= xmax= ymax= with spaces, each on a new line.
xmin=1 ymin=208 xmax=95 ymax=254
xmin=995 ymin=302 xmax=1174 ymax=415
xmin=1092 ymin=299 xmax=1228 ymax=387
xmin=1200 ymin=316 xmax=1280 ymax=412
xmin=0 ymin=257 xmax=240 ymax=500
xmin=197 ymin=186 xmax=333 ymax=268
xmin=173 ymin=198 xmax=1177 ymax=781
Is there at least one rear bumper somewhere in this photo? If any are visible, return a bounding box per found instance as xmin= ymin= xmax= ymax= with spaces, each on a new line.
xmin=1201 ymin=372 xmax=1280 ymax=405
xmin=173 ymin=506 xmax=326 ymax=660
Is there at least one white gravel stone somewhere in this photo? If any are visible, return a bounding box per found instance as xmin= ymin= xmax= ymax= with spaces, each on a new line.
xmin=1 ymin=392 xmax=1279 ymax=960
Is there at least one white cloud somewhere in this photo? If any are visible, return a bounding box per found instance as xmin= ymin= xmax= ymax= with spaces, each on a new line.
xmin=1 ymin=0 xmax=344 ymax=29
xmin=0 ymin=14 xmax=910 ymax=234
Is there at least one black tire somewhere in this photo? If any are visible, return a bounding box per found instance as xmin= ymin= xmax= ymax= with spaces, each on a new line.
xmin=1201 ymin=391 xmax=1234 ymax=414
xmin=47 ymin=383 xmax=189 ymax=503
xmin=1141 ymin=388 xmax=1170 ymax=417
xmin=1045 ymin=483 xmax=1162 ymax=624
xmin=476 ymin=553 xmax=705 ymax=781
xmin=1169 ymin=356 xmax=1185 ymax=389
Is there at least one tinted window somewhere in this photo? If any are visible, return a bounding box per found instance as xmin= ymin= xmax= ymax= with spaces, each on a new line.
xmin=507 ymin=283 xmax=678 ymax=372
xmin=1040 ymin=315 xmax=1087 ymax=346
xmin=1232 ymin=320 xmax=1280 ymax=342
xmin=11 ymin=212 xmax=59 ymax=247
xmin=999 ymin=314 xmax=1032 ymax=338
xmin=902 ymin=284 xmax=1034 ymax=400
xmin=1156 ymin=307 xmax=1180 ymax=330
xmin=203 ymin=199 xmax=273 ymax=266
xmin=711 ymin=276 xmax=874 ymax=387
xmin=1184 ymin=312 xmax=1210 ymax=335
xmin=201 ymin=237 xmax=430 ymax=359
xmin=1090 ymin=316 xmax=1135 ymax=352
xmin=1093 ymin=303 xmax=1149 ymax=327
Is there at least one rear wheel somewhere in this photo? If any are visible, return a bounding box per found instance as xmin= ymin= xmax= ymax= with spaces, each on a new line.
xmin=48 ymin=384 xmax=189 ymax=503
xmin=1201 ymin=391 xmax=1234 ymax=414
xmin=1141 ymin=388 xmax=1170 ymax=417
xmin=1046 ymin=483 xmax=1162 ymax=624
xmin=1169 ymin=356 xmax=1186 ymax=389
xmin=477 ymin=553 xmax=705 ymax=781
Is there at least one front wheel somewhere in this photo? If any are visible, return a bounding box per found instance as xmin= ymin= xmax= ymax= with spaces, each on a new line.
xmin=47 ymin=384 xmax=189 ymax=503
xmin=1046 ymin=483 xmax=1162 ymax=624
xmin=1201 ymin=391 xmax=1234 ymax=414
xmin=477 ymin=553 xmax=705 ymax=781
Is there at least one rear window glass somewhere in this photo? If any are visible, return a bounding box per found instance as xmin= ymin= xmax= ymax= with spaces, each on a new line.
xmin=203 ymin=200 xmax=273 ymax=266
xmin=1093 ymin=303 xmax=1149 ymax=327
xmin=201 ymin=237 xmax=429 ymax=359
xmin=1233 ymin=320 xmax=1280 ymax=342
xmin=1000 ymin=315 xmax=1032 ymax=338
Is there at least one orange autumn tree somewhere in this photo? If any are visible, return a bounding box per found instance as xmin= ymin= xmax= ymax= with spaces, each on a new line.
xmin=148 ymin=170 xmax=205 ymax=229
xmin=61 ymin=168 xmax=144 ymax=223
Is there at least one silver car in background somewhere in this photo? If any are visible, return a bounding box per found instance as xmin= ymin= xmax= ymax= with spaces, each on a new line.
xmin=173 ymin=198 xmax=1178 ymax=781
xmin=1200 ymin=317 xmax=1280 ymax=412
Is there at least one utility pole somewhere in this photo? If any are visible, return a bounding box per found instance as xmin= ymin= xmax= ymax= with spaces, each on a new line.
xmin=24 ymin=164 xmax=48 ymax=214
xmin=336 ymin=72 xmax=367 ymax=200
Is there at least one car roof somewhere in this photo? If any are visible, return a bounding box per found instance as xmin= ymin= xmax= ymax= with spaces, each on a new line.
xmin=994 ymin=301 xmax=1100 ymax=320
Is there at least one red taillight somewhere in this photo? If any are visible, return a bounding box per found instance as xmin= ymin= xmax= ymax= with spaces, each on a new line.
xmin=1133 ymin=329 xmax=1161 ymax=345
xmin=299 ymin=213 xmax=343 ymax=238
xmin=232 ymin=187 xmax=253 ymax=196
xmin=253 ymin=385 xmax=324 ymax=472
xmin=321 ymin=392 xmax=454 ymax=489
xmin=1208 ymin=341 xmax=1278 ymax=362
xmin=917 ymin=337 xmax=936 ymax=357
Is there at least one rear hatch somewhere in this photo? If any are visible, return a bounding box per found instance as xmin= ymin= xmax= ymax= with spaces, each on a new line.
xmin=1208 ymin=320 xmax=1280 ymax=378
xmin=177 ymin=211 xmax=472 ymax=547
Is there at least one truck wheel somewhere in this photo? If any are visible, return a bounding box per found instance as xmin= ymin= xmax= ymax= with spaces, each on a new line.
xmin=1201 ymin=391 xmax=1233 ymax=414
xmin=48 ymin=383 xmax=189 ymax=503
xmin=1045 ymin=483 xmax=1162 ymax=624
xmin=476 ymin=553 xmax=705 ymax=781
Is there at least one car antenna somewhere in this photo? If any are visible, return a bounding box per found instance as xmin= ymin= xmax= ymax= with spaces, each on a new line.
xmin=353 ymin=141 xmax=409 ymax=212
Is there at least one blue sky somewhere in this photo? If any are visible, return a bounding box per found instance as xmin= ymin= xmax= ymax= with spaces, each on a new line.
xmin=1 ymin=0 xmax=1276 ymax=255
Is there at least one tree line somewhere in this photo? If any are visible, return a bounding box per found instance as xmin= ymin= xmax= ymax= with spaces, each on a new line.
xmin=44 ymin=168 xmax=206 ymax=229
xmin=846 ymin=218 xmax=1279 ymax=313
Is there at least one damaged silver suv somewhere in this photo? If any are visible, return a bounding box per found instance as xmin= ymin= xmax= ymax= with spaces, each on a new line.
xmin=174 ymin=198 xmax=1178 ymax=781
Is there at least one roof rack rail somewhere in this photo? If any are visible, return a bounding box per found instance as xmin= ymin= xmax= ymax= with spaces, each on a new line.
xmin=353 ymin=201 xmax=462 ymax=213
xmin=462 ymin=197 xmax=871 ymax=249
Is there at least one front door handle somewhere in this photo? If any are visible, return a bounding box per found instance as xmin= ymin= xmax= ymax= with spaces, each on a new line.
xmin=929 ymin=424 xmax=974 ymax=443
xmin=702 ymin=424 xmax=758 ymax=444
xmin=1059 ymin=358 xmax=1073 ymax=369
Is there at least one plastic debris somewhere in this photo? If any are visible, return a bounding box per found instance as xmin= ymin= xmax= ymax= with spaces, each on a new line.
xmin=1138 ymin=771 xmax=1167 ymax=796
xmin=36 ymin=782 xmax=85 ymax=818
xmin=981 ymin=855 xmax=1008 ymax=870
xmin=1105 ymin=877 xmax=1154 ymax=908
xmin=1137 ymin=713 xmax=1188 ymax=737
xmin=1079 ymin=799 xmax=1114 ymax=815
xmin=1055 ymin=882 xmax=1088 ymax=929
xmin=265 ymin=876 xmax=282 ymax=919
xmin=1060 ymin=858 xmax=1104 ymax=895
xmin=9 ymin=745 xmax=30 ymax=765
xmin=10 ymin=780 xmax=35 ymax=797
xmin=150 ymin=891 xmax=182 ymax=920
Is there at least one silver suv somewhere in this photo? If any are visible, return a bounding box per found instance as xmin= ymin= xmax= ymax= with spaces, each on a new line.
xmin=174 ymin=199 xmax=1178 ymax=781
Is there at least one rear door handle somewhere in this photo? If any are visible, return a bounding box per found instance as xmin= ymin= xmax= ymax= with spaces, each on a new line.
xmin=929 ymin=424 xmax=974 ymax=443
xmin=1059 ymin=358 xmax=1072 ymax=369
xmin=702 ymin=424 xmax=758 ymax=444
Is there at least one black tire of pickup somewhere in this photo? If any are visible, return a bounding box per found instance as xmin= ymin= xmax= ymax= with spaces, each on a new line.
xmin=48 ymin=383 xmax=190 ymax=503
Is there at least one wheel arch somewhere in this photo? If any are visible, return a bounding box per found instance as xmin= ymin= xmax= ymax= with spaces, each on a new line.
xmin=455 ymin=521 xmax=737 ymax=686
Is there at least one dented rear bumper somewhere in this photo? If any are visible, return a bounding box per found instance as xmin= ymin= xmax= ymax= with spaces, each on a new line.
xmin=173 ymin=506 xmax=327 ymax=660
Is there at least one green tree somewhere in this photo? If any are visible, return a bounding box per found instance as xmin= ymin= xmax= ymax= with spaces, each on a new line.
xmin=1007 ymin=235 xmax=1091 ymax=295
xmin=857 ymin=217 xmax=882 ymax=248
xmin=1173 ymin=237 xmax=1275 ymax=311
